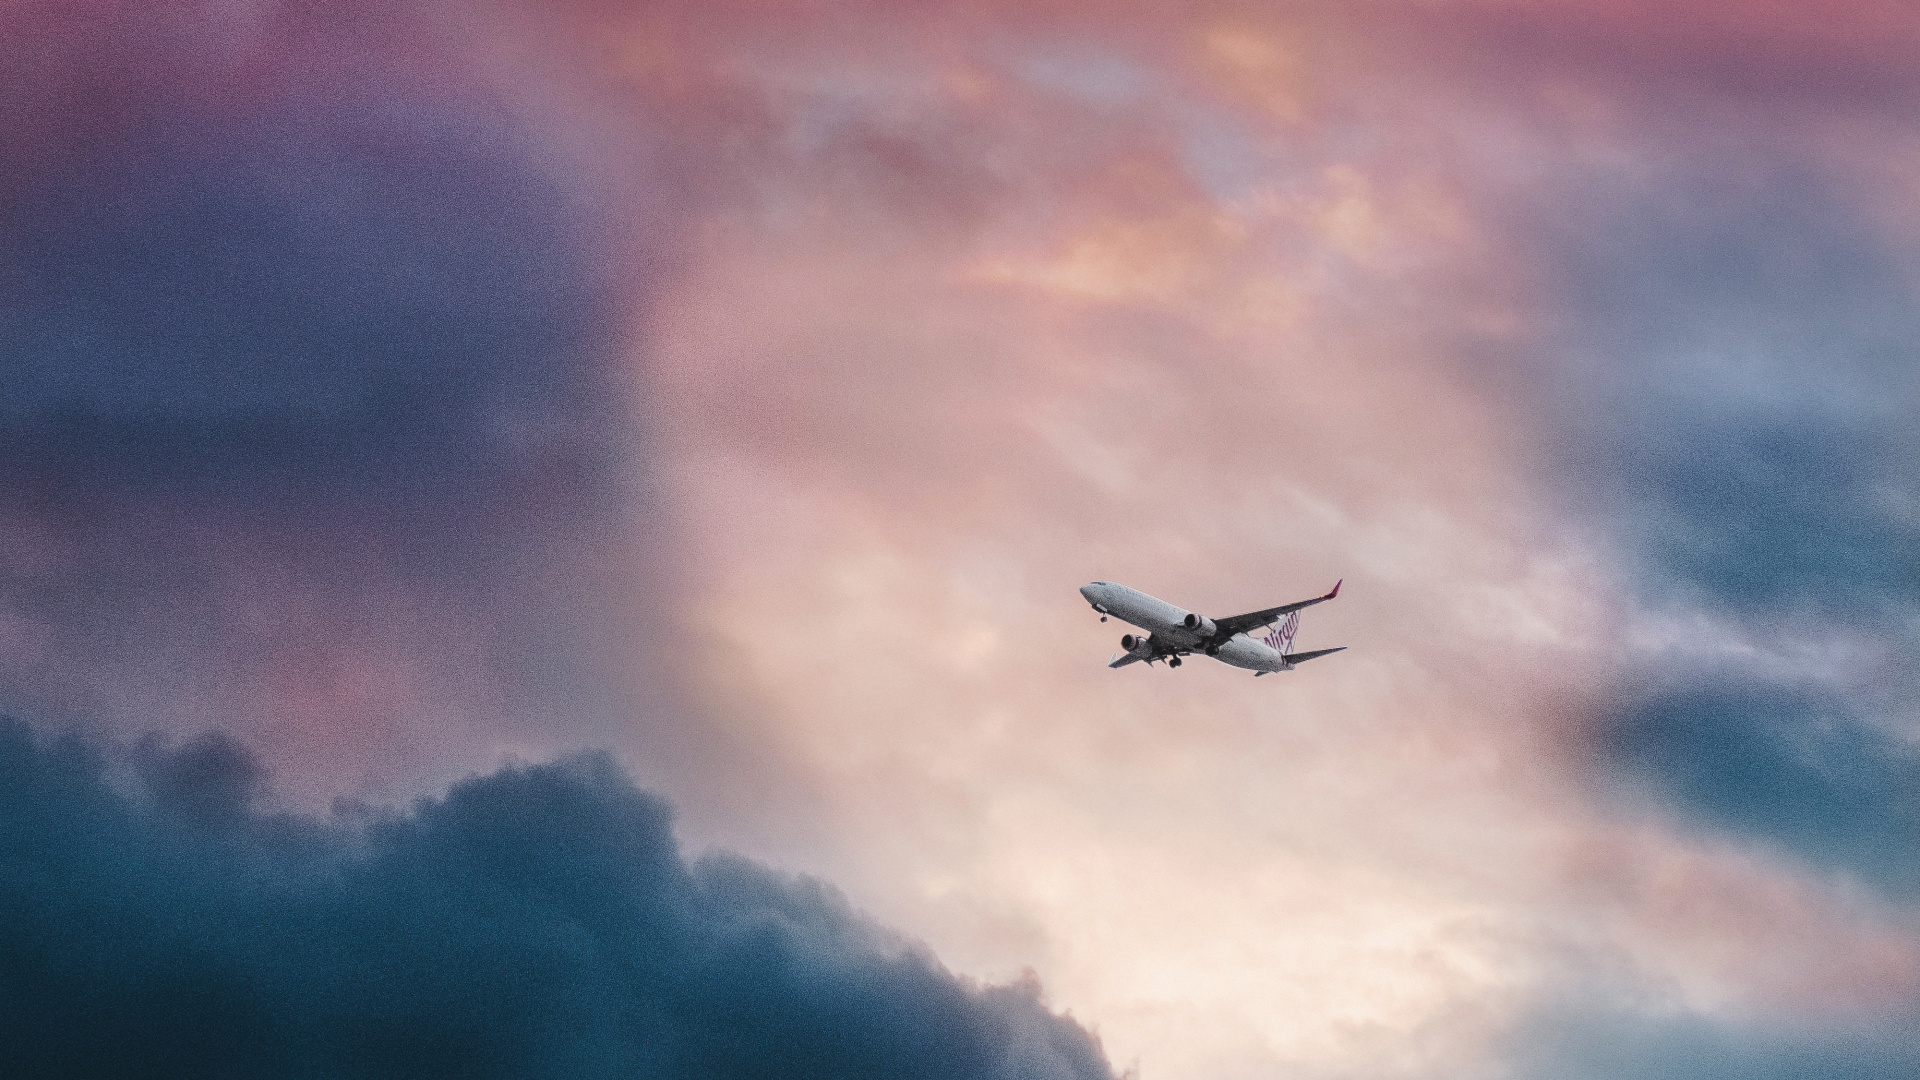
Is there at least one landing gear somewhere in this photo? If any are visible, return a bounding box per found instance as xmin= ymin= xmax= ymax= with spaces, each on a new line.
xmin=1169 ymin=657 xmax=1182 ymax=668
xmin=1100 ymin=616 xmax=1107 ymax=622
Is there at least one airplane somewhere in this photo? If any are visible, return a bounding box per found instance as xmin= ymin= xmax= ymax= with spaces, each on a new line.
xmin=1079 ymin=579 xmax=1345 ymax=675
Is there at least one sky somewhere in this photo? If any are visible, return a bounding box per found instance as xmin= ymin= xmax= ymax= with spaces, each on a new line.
xmin=3 ymin=1 xmax=1919 ymax=1077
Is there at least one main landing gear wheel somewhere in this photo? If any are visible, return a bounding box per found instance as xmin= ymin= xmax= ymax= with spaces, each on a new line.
xmin=1169 ymin=657 xmax=1182 ymax=667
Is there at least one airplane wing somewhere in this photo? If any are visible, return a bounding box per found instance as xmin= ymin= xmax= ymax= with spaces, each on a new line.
xmin=1282 ymin=646 xmax=1346 ymax=665
xmin=1211 ymin=580 xmax=1341 ymax=637
xmin=1108 ymin=652 xmax=1146 ymax=668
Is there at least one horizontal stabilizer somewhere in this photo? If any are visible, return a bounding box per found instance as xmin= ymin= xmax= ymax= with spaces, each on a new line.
xmin=1282 ymin=646 xmax=1346 ymax=665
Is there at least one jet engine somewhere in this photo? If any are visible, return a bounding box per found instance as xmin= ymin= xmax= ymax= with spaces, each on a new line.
xmin=1120 ymin=633 xmax=1154 ymax=657
xmin=1180 ymin=612 xmax=1217 ymax=638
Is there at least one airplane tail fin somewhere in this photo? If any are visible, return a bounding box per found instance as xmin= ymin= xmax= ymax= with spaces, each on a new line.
xmin=1263 ymin=583 xmax=1345 ymax=665
xmin=1282 ymin=646 xmax=1346 ymax=666
xmin=1262 ymin=610 xmax=1300 ymax=655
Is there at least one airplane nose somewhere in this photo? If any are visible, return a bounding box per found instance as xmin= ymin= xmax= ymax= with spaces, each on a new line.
xmin=1079 ymin=584 xmax=1099 ymax=601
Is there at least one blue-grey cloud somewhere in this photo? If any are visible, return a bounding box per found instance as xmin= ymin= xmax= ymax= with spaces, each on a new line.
xmin=0 ymin=72 xmax=633 ymax=636
xmin=1510 ymin=998 xmax=1920 ymax=1080
xmin=1490 ymin=138 xmax=1920 ymax=1065
xmin=1605 ymin=678 xmax=1920 ymax=896
xmin=0 ymin=720 xmax=1115 ymax=1080
xmin=1518 ymin=157 xmax=1920 ymax=890
xmin=0 ymin=2 xmax=670 ymax=787
xmin=0 ymin=4 xmax=631 ymax=504
xmin=1544 ymin=165 xmax=1920 ymax=612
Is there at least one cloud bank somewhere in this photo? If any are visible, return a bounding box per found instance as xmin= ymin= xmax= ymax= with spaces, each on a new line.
xmin=7 ymin=1 xmax=1920 ymax=1077
xmin=0 ymin=720 xmax=1114 ymax=1080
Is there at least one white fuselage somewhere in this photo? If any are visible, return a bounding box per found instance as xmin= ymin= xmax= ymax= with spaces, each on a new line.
xmin=1079 ymin=581 xmax=1289 ymax=673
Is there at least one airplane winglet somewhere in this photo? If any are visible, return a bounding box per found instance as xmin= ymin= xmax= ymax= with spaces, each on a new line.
xmin=1326 ymin=579 xmax=1342 ymax=600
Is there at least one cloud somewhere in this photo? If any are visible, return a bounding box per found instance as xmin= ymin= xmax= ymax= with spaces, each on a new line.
xmin=1510 ymin=1000 xmax=1920 ymax=1080
xmin=0 ymin=78 xmax=615 ymax=496
xmin=1521 ymin=136 xmax=1920 ymax=608
xmin=9 ymin=2 xmax=1920 ymax=1076
xmin=1474 ymin=95 xmax=1920 ymax=1074
xmin=1515 ymin=145 xmax=1920 ymax=902
xmin=1604 ymin=680 xmax=1920 ymax=898
xmin=0 ymin=0 xmax=637 ymax=516
xmin=0 ymin=0 xmax=673 ymax=798
xmin=0 ymin=719 xmax=1115 ymax=1080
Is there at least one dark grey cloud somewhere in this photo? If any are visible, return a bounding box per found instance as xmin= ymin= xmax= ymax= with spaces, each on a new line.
xmin=0 ymin=720 xmax=1115 ymax=1080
